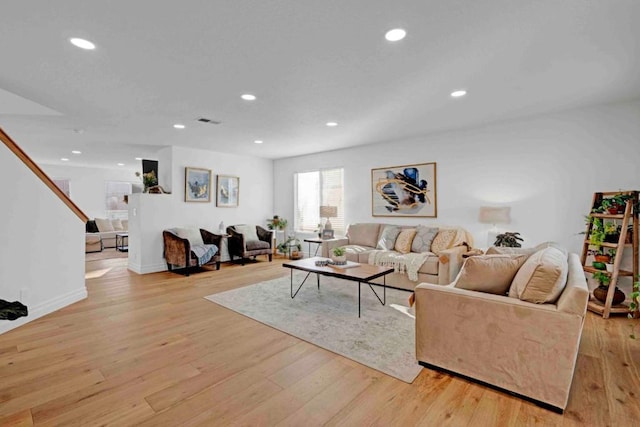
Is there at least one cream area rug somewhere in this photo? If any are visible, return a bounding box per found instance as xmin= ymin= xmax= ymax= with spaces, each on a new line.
xmin=205 ymin=274 xmax=422 ymax=383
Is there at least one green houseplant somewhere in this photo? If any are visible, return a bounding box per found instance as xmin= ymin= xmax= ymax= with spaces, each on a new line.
xmin=267 ymin=215 xmax=288 ymax=230
xmin=630 ymin=277 xmax=640 ymax=339
xmin=592 ymin=271 xmax=625 ymax=305
xmin=494 ymin=232 xmax=523 ymax=248
xmin=331 ymin=246 xmax=347 ymax=262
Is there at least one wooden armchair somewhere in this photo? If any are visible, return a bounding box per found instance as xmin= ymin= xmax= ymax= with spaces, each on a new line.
xmin=227 ymin=224 xmax=273 ymax=265
xmin=163 ymin=228 xmax=222 ymax=276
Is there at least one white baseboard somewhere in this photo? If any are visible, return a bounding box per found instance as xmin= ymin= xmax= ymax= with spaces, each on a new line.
xmin=127 ymin=261 xmax=167 ymax=275
xmin=0 ymin=287 xmax=87 ymax=335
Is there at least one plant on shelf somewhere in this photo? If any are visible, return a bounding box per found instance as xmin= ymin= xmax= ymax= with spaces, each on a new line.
xmin=494 ymin=232 xmax=523 ymax=248
xmin=629 ymin=277 xmax=639 ymax=339
xmin=592 ymin=270 xmax=626 ymax=305
xmin=267 ymin=215 xmax=288 ymax=231
xmin=277 ymin=236 xmax=301 ymax=254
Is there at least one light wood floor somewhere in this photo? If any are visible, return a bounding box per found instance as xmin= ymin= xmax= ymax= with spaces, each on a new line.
xmin=1 ymin=257 xmax=639 ymax=426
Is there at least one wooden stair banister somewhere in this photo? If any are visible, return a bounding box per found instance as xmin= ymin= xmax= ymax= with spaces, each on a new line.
xmin=0 ymin=127 xmax=88 ymax=223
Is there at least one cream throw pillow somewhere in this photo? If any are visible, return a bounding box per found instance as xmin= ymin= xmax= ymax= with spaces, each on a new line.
xmin=430 ymin=229 xmax=457 ymax=255
xmin=94 ymin=218 xmax=115 ymax=232
xmin=111 ymin=219 xmax=124 ymax=231
xmin=455 ymin=254 xmax=528 ymax=295
xmin=509 ymin=247 xmax=568 ymax=303
xmin=174 ymin=227 xmax=204 ymax=246
xmin=234 ymin=224 xmax=259 ymax=242
xmin=394 ymin=229 xmax=417 ymax=254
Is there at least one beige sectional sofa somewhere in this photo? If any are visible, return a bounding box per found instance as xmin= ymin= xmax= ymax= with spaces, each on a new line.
xmin=85 ymin=218 xmax=128 ymax=252
xmin=415 ymin=246 xmax=589 ymax=412
xmin=320 ymin=223 xmax=473 ymax=290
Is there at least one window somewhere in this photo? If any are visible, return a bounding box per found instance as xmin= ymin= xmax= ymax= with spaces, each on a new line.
xmin=105 ymin=181 xmax=132 ymax=219
xmin=294 ymin=168 xmax=344 ymax=234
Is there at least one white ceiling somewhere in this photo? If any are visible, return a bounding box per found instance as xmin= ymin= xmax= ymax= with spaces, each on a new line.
xmin=1 ymin=0 xmax=639 ymax=168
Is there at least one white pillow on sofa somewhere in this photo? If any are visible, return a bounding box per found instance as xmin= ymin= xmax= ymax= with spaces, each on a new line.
xmin=234 ymin=224 xmax=260 ymax=242
xmin=95 ymin=218 xmax=115 ymax=232
xmin=111 ymin=219 xmax=124 ymax=231
xmin=377 ymin=225 xmax=400 ymax=250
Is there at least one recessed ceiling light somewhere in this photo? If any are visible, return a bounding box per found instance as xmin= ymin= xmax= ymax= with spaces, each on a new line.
xmin=69 ymin=38 xmax=96 ymax=50
xmin=173 ymin=124 xmax=185 ymax=129
xmin=326 ymin=122 xmax=338 ymax=127
xmin=117 ymin=163 xmax=125 ymax=166
xmin=61 ymin=158 xmax=69 ymax=161
xmin=385 ymin=28 xmax=406 ymax=42
xmin=254 ymin=140 xmax=263 ymax=144
xmin=241 ymin=94 xmax=256 ymax=101
xmin=71 ymin=150 xmax=81 ymax=154
xmin=451 ymin=90 xmax=467 ymax=98
xmin=135 ymin=157 xmax=143 ymax=161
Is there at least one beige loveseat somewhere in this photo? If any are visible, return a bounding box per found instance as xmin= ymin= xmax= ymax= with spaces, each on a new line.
xmin=415 ymin=248 xmax=589 ymax=412
xmin=320 ymin=223 xmax=473 ymax=290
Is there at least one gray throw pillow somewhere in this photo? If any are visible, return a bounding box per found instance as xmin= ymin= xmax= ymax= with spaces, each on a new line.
xmin=412 ymin=226 xmax=439 ymax=253
xmin=377 ymin=225 xmax=400 ymax=250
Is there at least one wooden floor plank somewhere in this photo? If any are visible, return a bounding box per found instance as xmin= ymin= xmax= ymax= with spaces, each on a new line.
xmin=0 ymin=257 xmax=638 ymax=425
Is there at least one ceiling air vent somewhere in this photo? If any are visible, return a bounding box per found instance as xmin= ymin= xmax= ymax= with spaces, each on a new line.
xmin=196 ymin=117 xmax=221 ymax=125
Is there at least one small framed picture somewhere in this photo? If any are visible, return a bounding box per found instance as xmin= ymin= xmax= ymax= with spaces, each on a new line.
xmin=185 ymin=167 xmax=212 ymax=202
xmin=216 ymin=175 xmax=240 ymax=207
xmin=322 ymin=229 xmax=334 ymax=239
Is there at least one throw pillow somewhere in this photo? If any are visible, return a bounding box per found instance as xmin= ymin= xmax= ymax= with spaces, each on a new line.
xmin=234 ymin=224 xmax=260 ymax=242
xmin=411 ymin=226 xmax=439 ymax=253
xmin=376 ymin=225 xmax=400 ymax=250
xmin=394 ymin=229 xmax=417 ymax=254
xmin=94 ymin=218 xmax=115 ymax=232
xmin=534 ymin=241 xmax=568 ymax=257
xmin=174 ymin=227 xmax=205 ymax=246
xmin=455 ymin=254 xmax=528 ymax=295
xmin=509 ymin=247 xmax=568 ymax=303
xmin=111 ymin=219 xmax=124 ymax=231
xmin=86 ymin=220 xmax=99 ymax=233
xmin=121 ymin=219 xmax=129 ymax=231
xmin=430 ymin=228 xmax=457 ymax=255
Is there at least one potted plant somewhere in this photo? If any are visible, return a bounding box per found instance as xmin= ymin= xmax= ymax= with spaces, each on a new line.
xmin=592 ymin=271 xmax=625 ymax=305
xmin=603 ymin=221 xmax=620 ymax=243
xmin=331 ymin=246 xmax=347 ymax=263
xmin=277 ymin=236 xmax=301 ymax=257
xmin=605 ymin=249 xmax=616 ymax=272
xmin=629 ymin=277 xmax=640 ymax=339
xmin=267 ymin=215 xmax=288 ymax=230
xmin=493 ymin=232 xmax=523 ymax=248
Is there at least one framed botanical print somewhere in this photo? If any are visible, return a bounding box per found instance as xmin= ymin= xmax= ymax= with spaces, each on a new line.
xmin=216 ymin=175 xmax=239 ymax=207
xmin=185 ymin=167 xmax=212 ymax=202
xmin=371 ymin=162 xmax=437 ymax=217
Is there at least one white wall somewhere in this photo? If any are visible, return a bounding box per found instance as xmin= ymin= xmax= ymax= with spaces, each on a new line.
xmin=128 ymin=146 xmax=274 ymax=274
xmin=274 ymin=99 xmax=640 ymax=253
xmin=40 ymin=163 xmax=143 ymax=219
xmin=0 ymin=143 xmax=86 ymax=335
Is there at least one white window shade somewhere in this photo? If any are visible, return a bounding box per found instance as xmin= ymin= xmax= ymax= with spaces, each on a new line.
xmin=294 ymin=168 xmax=344 ymax=234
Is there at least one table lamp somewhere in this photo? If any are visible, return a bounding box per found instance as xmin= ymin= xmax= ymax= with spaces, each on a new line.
xmin=479 ymin=206 xmax=511 ymax=246
xmin=319 ymin=205 xmax=338 ymax=231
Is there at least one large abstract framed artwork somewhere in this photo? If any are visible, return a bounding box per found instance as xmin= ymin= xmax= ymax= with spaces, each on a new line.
xmin=216 ymin=175 xmax=239 ymax=207
xmin=185 ymin=167 xmax=212 ymax=202
xmin=371 ymin=162 xmax=437 ymax=217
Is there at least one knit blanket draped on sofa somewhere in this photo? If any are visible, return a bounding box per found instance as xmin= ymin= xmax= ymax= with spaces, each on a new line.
xmin=368 ymin=250 xmax=430 ymax=281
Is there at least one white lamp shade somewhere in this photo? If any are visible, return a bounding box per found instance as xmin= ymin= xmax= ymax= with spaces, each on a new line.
xmin=319 ymin=205 xmax=338 ymax=218
xmin=478 ymin=206 xmax=511 ymax=224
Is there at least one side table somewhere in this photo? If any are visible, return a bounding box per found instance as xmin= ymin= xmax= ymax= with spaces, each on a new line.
xmin=303 ymin=237 xmax=324 ymax=257
xmin=116 ymin=233 xmax=129 ymax=252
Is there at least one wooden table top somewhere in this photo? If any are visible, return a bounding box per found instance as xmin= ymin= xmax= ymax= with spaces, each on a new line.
xmin=283 ymin=257 xmax=394 ymax=282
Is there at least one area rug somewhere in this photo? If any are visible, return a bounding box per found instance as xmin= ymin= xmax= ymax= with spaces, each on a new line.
xmin=205 ymin=274 xmax=422 ymax=383
xmin=85 ymin=249 xmax=128 ymax=262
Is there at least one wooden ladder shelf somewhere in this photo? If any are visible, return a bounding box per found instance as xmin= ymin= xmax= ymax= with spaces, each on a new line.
xmin=580 ymin=191 xmax=639 ymax=318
